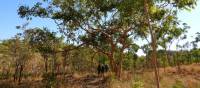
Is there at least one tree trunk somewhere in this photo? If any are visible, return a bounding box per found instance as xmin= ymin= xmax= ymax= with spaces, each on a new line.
xmin=151 ymin=41 xmax=160 ymax=88
xmin=52 ymin=52 xmax=56 ymax=74
xmin=144 ymin=0 xmax=160 ymax=87
xmin=164 ymin=48 xmax=168 ymax=73
xmin=145 ymin=55 xmax=148 ymax=69
xmin=117 ymin=52 xmax=124 ymax=79
xmin=176 ymin=52 xmax=181 ymax=73
xmin=44 ymin=56 xmax=48 ymax=73
xmin=108 ymin=53 xmax=122 ymax=79
xmin=108 ymin=54 xmax=116 ymax=73
xmin=176 ymin=53 xmax=181 ymax=73
xmin=14 ymin=63 xmax=19 ymax=82
xmin=62 ymin=53 xmax=68 ymax=75
xmin=18 ymin=65 xmax=23 ymax=84
xmin=167 ymin=53 xmax=171 ymax=66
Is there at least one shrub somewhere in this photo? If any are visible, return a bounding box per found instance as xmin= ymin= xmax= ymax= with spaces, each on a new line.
xmin=132 ymin=80 xmax=144 ymax=88
xmin=172 ymin=80 xmax=185 ymax=88
xmin=42 ymin=72 xmax=57 ymax=88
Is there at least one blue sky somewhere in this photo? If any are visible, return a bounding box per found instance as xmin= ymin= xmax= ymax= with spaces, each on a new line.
xmin=0 ymin=0 xmax=199 ymax=40
xmin=0 ymin=0 xmax=199 ymax=54
xmin=0 ymin=0 xmax=57 ymax=40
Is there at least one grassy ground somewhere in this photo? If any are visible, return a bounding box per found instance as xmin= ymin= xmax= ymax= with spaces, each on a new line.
xmin=111 ymin=64 xmax=200 ymax=88
xmin=1 ymin=64 xmax=200 ymax=88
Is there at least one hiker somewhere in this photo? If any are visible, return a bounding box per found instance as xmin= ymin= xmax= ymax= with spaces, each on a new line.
xmin=104 ymin=64 xmax=109 ymax=73
xmin=97 ymin=64 xmax=109 ymax=77
xmin=97 ymin=63 xmax=102 ymax=76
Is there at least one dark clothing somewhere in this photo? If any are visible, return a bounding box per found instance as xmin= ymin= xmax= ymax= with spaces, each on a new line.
xmin=104 ymin=64 xmax=109 ymax=72
xmin=97 ymin=64 xmax=102 ymax=74
xmin=97 ymin=64 xmax=109 ymax=76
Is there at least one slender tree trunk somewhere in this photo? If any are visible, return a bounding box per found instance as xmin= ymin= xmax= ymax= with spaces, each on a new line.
xmin=14 ymin=63 xmax=19 ymax=82
xmin=62 ymin=52 xmax=68 ymax=75
xmin=167 ymin=53 xmax=171 ymax=66
xmin=164 ymin=48 xmax=168 ymax=72
xmin=151 ymin=38 xmax=160 ymax=88
xmin=91 ymin=52 xmax=96 ymax=72
xmin=117 ymin=52 xmax=124 ymax=79
xmin=44 ymin=56 xmax=48 ymax=73
xmin=176 ymin=55 xmax=181 ymax=74
xmin=176 ymin=52 xmax=181 ymax=73
xmin=52 ymin=52 xmax=56 ymax=74
xmin=145 ymin=55 xmax=148 ymax=69
xmin=108 ymin=54 xmax=115 ymax=73
xmin=168 ymin=44 xmax=172 ymax=66
xmin=144 ymin=0 xmax=160 ymax=87
xmin=18 ymin=65 xmax=23 ymax=84
xmin=151 ymin=37 xmax=160 ymax=88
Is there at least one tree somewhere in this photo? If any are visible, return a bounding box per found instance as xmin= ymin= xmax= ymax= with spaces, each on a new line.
xmin=23 ymin=28 xmax=59 ymax=73
xmin=192 ymin=32 xmax=200 ymax=49
xmin=16 ymin=38 xmax=32 ymax=84
xmin=18 ymin=0 xmax=141 ymax=78
xmin=141 ymin=44 xmax=152 ymax=69
xmin=141 ymin=0 xmax=197 ymax=88
xmin=0 ymin=34 xmax=33 ymax=84
xmin=0 ymin=39 xmax=16 ymax=79
xmin=191 ymin=32 xmax=200 ymax=63
xmin=17 ymin=0 xmax=197 ymax=84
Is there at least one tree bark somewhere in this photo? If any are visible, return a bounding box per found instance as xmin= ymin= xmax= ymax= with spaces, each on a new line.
xmin=52 ymin=52 xmax=56 ymax=74
xmin=108 ymin=54 xmax=116 ymax=74
xmin=117 ymin=52 xmax=124 ymax=79
xmin=144 ymin=0 xmax=160 ymax=87
xmin=14 ymin=63 xmax=19 ymax=82
xmin=164 ymin=48 xmax=168 ymax=72
xmin=44 ymin=56 xmax=48 ymax=73
xmin=151 ymin=38 xmax=160 ymax=88
xmin=18 ymin=65 xmax=23 ymax=84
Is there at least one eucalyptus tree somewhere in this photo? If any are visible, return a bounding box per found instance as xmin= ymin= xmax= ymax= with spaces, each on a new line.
xmin=50 ymin=35 xmax=64 ymax=75
xmin=17 ymin=0 xmax=198 ymax=85
xmin=1 ymin=34 xmax=33 ymax=83
xmin=182 ymin=42 xmax=192 ymax=64
xmin=192 ymin=32 xmax=200 ymax=49
xmin=16 ymin=37 xmax=33 ymax=84
xmin=140 ymin=0 xmax=197 ymax=87
xmin=191 ymin=32 xmax=200 ymax=63
xmin=0 ymin=37 xmax=22 ymax=81
xmin=23 ymin=28 xmax=59 ymax=73
xmin=158 ymin=23 xmax=189 ymax=71
xmin=141 ymin=44 xmax=151 ymax=68
xmin=17 ymin=0 xmax=142 ymax=78
xmin=125 ymin=45 xmax=139 ymax=71
xmin=175 ymin=32 xmax=188 ymax=73
xmin=195 ymin=32 xmax=200 ymax=45
xmin=0 ymin=39 xmax=17 ymax=79
xmin=10 ymin=35 xmax=21 ymax=82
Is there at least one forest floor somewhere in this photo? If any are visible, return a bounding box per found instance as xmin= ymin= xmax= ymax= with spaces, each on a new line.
xmin=1 ymin=64 xmax=200 ymax=88
xmin=111 ymin=63 xmax=200 ymax=88
xmin=0 ymin=73 xmax=109 ymax=88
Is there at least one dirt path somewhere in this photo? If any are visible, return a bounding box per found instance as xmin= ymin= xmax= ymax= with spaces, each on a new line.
xmin=0 ymin=74 xmax=109 ymax=88
xmin=63 ymin=74 xmax=109 ymax=88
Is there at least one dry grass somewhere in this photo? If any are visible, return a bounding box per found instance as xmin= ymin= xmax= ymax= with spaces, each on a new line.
xmin=110 ymin=64 xmax=200 ymax=88
xmin=1 ymin=64 xmax=200 ymax=88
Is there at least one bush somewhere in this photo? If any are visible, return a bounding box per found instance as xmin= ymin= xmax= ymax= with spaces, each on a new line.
xmin=42 ymin=72 xmax=57 ymax=88
xmin=172 ymin=80 xmax=185 ymax=88
xmin=132 ymin=80 xmax=144 ymax=88
xmin=132 ymin=81 xmax=144 ymax=88
xmin=0 ymin=72 xmax=12 ymax=79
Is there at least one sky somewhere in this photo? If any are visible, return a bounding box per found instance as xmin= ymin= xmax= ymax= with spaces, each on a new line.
xmin=0 ymin=0 xmax=200 ymax=55
xmin=0 ymin=0 xmax=57 ymax=40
